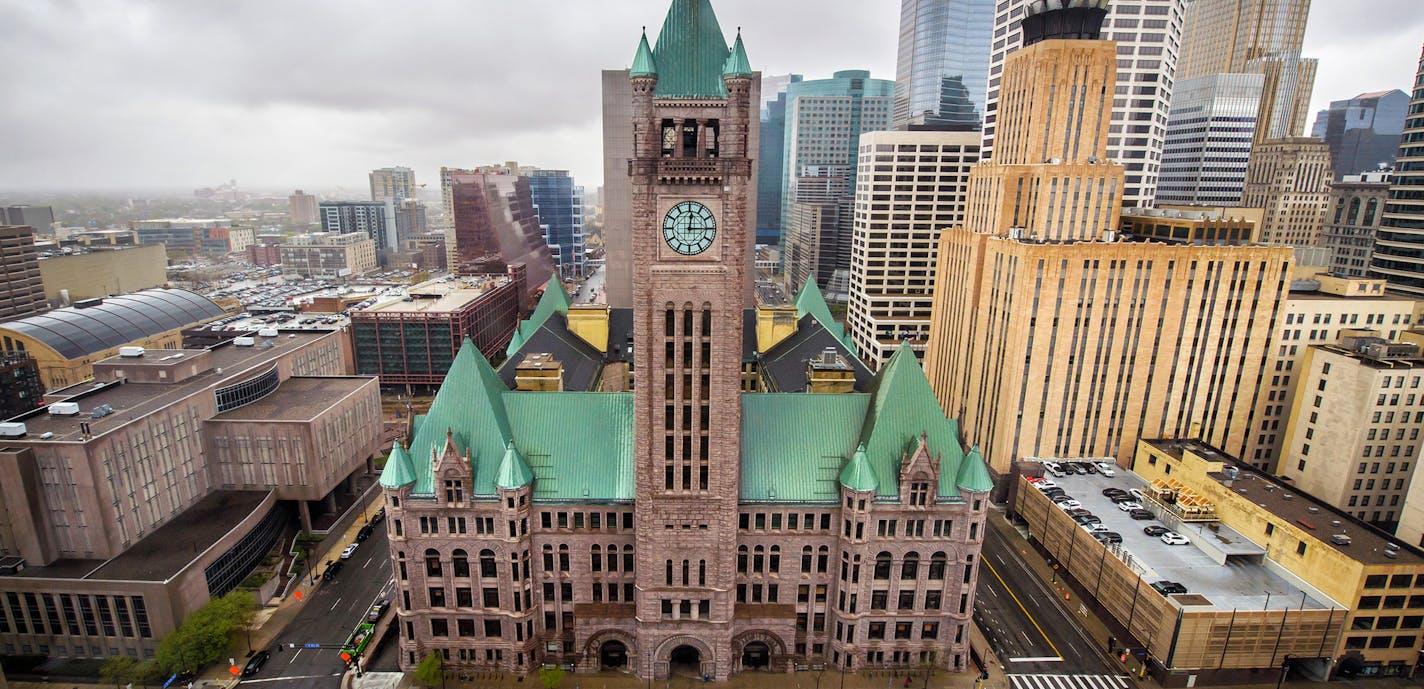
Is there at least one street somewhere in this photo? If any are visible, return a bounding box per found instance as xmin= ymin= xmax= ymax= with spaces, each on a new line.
xmin=975 ymin=514 xmax=1114 ymax=677
xmin=249 ymin=523 xmax=393 ymax=687
xmin=575 ymin=266 xmax=605 ymax=304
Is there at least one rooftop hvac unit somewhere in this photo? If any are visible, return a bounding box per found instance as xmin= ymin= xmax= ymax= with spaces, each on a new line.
xmin=0 ymin=423 xmax=27 ymax=439
xmin=233 ymin=337 xmax=255 ymax=347
xmin=1330 ymin=534 xmax=1352 ymax=546
xmin=48 ymin=402 xmax=80 ymax=416
xmin=119 ymin=346 xmax=145 ymax=358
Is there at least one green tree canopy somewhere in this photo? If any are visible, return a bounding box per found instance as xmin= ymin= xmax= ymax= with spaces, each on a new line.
xmin=155 ymin=590 xmax=259 ymax=676
xmin=536 ymin=665 xmax=567 ymax=689
xmin=414 ymin=652 xmax=444 ymax=688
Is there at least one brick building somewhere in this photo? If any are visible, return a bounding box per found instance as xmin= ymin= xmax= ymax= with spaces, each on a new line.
xmin=377 ymin=2 xmax=989 ymax=681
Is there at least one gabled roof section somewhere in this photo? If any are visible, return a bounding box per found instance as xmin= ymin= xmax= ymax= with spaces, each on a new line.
xmin=505 ymin=392 xmax=635 ymax=501
xmin=405 ymin=339 xmax=512 ymax=495
xmin=794 ymin=278 xmax=856 ymax=354
xmin=859 ymin=342 xmax=966 ymax=499
xmin=379 ymin=442 xmax=417 ymax=489
xmin=651 ymin=0 xmax=731 ymax=98
xmin=495 ymin=440 xmax=534 ymax=490
xmin=723 ymin=31 xmax=752 ymax=78
xmin=957 ymin=445 xmax=994 ymax=494
xmin=838 ymin=444 xmax=878 ymax=492
xmin=497 ymin=312 xmax=607 ymax=392
xmin=631 ymin=30 xmax=658 ymax=77
xmin=507 ymin=284 xmax=571 ymax=358
xmin=758 ymin=314 xmax=873 ymax=392
xmin=741 ymin=393 xmax=870 ymax=503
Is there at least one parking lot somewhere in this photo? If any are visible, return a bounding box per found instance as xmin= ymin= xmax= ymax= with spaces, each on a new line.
xmin=1027 ymin=462 xmax=1330 ymax=611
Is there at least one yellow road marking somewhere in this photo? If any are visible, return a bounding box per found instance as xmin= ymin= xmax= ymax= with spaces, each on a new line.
xmin=982 ymin=557 xmax=1061 ymax=657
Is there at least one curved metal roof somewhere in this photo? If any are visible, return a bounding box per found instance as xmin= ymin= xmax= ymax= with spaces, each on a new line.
xmin=0 ymin=289 xmax=225 ymax=360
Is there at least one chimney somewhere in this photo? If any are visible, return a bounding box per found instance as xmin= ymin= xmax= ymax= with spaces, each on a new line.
xmin=515 ymin=352 xmax=563 ymax=392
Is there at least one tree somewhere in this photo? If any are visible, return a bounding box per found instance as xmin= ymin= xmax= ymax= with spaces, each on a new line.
xmin=155 ymin=590 xmax=259 ymax=676
xmin=536 ymin=665 xmax=567 ymax=689
xmin=413 ymin=652 xmax=445 ymax=689
xmin=100 ymin=656 xmax=137 ymax=688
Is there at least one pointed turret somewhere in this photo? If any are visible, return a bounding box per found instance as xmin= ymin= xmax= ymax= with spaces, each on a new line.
xmin=506 ymin=284 xmax=573 ymax=358
xmin=495 ymin=440 xmax=535 ymax=490
xmin=379 ymin=441 xmax=417 ymax=489
xmin=722 ymin=30 xmax=752 ymax=78
xmin=860 ymin=341 xmax=966 ymax=498
xmin=956 ymin=444 xmax=994 ymax=494
xmin=403 ymin=338 xmax=513 ymax=495
xmin=650 ymin=0 xmax=732 ymax=98
xmin=794 ymin=277 xmax=856 ymax=354
xmin=838 ymin=444 xmax=879 ymax=493
xmin=631 ymin=29 xmax=658 ymax=77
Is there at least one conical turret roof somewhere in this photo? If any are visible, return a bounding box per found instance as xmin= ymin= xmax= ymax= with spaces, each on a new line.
xmin=631 ymin=29 xmax=658 ymax=78
xmin=956 ymin=445 xmax=994 ymax=494
xmin=379 ymin=441 xmax=417 ymax=489
xmin=495 ymin=440 xmax=534 ymax=490
xmin=838 ymin=444 xmax=879 ymax=493
xmin=650 ymin=0 xmax=732 ymax=98
xmin=723 ymin=31 xmax=752 ymax=78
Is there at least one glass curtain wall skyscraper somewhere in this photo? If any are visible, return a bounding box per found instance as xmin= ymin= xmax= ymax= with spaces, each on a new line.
xmin=1311 ymin=89 xmax=1410 ymax=179
xmin=1158 ymin=73 xmax=1263 ymax=205
xmin=893 ymin=0 xmax=993 ymax=130
xmin=756 ymin=74 xmax=802 ymax=247
xmin=528 ymin=170 xmax=586 ymax=277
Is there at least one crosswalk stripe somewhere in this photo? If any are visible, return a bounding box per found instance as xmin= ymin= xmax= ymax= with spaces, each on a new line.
xmin=1008 ymin=674 xmax=1132 ymax=689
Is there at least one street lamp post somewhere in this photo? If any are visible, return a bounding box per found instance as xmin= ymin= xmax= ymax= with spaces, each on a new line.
xmin=1275 ymin=654 xmax=1294 ymax=689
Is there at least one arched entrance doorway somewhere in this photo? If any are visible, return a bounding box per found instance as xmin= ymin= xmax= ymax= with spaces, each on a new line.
xmin=741 ymin=641 xmax=769 ymax=670
xmin=669 ymin=645 xmax=701 ymax=677
xmin=600 ymin=640 xmax=628 ymax=669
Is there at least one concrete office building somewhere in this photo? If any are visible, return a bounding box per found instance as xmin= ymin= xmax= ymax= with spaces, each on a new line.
xmin=278 ymin=232 xmax=377 ymax=278
xmin=1312 ymin=90 xmax=1409 ymax=179
xmin=1178 ymin=0 xmax=1317 ymax=144
xmin=1243 ymin=274 xmax=1417 ymax=471
xmin=1158 ymin=73 xmax=1264 ymax=206
xmin=780 ymin=71 xmax=894 ymax=298
xmin=846 ymin=130 xmax=979 ymax=368
xmin=1131 ymin=438 xmax=1424 ymax=679
xmin=0 ymin=289 xmax=229 ymax=391
xmin=0 ymin=330 xmax=380 ymax=659
xmin=1322 ymin=173 xmax=1392 ymax=278
xmin=983 ymin=0 xmax=1188 ymax=209
xmin=924 ymin=1 xmax=1292 ymax=475
xmin=1370 ymin=46 xmax=1424 ymax=298
xmin=320 ymin=201 xmax=397 ymax=256
xmin=893 ymin=0 xmax=993 ymax=129
xmin=756 ymin=74 xmax=802 ymax=248
xmin=371 ymin=166 xmax=417 ymax=205
xmin=36 ymin=244 xmax=168 ymax=306
xmin=0 ymin=225 xmax=47 ymax=322
xmin=288 ymin=190 xmax=319 ymax=226
xmin=1 ymin=206 xmax=55 ymax=236
xmin=395 ymin=199 xmax=429 ymax=249
xmin=1241 ymin=137 xmax=1334 ymax=246
xmin=132 ymin=219 xmax=254 ymax=257
xmin=351 ymin=272 xmax=524 ymax=388
xmin=1277 ymin=337 xmax=1424 ymax=535
xmin=528 ymin=170 xmax=586 ymax=277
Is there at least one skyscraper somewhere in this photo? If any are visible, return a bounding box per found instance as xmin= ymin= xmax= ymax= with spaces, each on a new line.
xmin=1 ymin=206 xmax=55 ymax=235
xmin=1370 ymin=45 xmax=1424 ymax=297
xmin=319 ymin=201 xmax=397 ymax=256
xmin=370 ymin=166 xmax=417 ymax=204
xmin=1240 ymin=137 xmax=1333 ymax=246
xmin=0 ymin=225 xmax=46 ymax=321
xmin=527 ymin=169 xmax=586 ymax=277
xmin=288 ymin=190 xmax=318 ymax=226
xmin=394 ymin=198 xmax=428 ymax=249
xmin=1158 ymin=73 xmax=1264 ymax=206
xmin=447 ymin=171 xmax=555 ymax=302
xmin=1177 ymin=0 xmax=1317 ymax=143
xmin=893 ymin=0 xmax=993 ymax=130
xmin=755 ymin=74 xmax=801 ymax=247
xmin=846 ymin=130 xmax=979 ymax=368
xmin=1311 ymin=89 xmax=1410 ymax=179
xmin=983 ymin=0 xmax=1188 ymax=209
xmin=924 ymin=0 xmax=1291 ymax=473
xmin=779 ymin=71 xmax=894 ymax=297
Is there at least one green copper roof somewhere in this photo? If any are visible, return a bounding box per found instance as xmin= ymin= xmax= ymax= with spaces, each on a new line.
xmin=506 ymin=284 xmax=571 ymax=358
xmin=723 ymin=32 xmax=751 ymax=77
xmin=651 ymin=0 xmax=732 ymax=98
xmin=794 ymin=278 xmax=856 ymax=354
xmin=506 ymin=392 xmax=635 ymax=501
xmin=379 ymin=442 xmax=417 ymax=489
xmin=741 ymin=393 xmax=871 ymax=503
xmin=495 ymin=440 xmax=535 ymax=490
xmin=957 ymin=445 xmax=994 ymax=494
xmin=406 ymin=339 xmax=513 ymax=495
xmin=838 ymin=444 xmax=878 ymax=493
xmin=631 ymin=31 xmax=658 ymax=77
xmin=860 ymin=342 xmax=966 ymax=500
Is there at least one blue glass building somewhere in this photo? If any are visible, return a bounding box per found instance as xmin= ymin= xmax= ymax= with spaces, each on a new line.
xmin=893 ymin=0 xmax=993 ymax=129
xmin=528 ymin=170 xmax=586 ymax=277
xmin=756 ymin=74 xmax=801 ymax=247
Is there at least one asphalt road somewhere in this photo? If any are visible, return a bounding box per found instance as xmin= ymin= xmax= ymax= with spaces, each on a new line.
xmin=975 ymin=515 xmax=1113 ymax=677
xmin=246 ymin=524 xmax=393 ymax=687
xmin=575 ymin=266 xmax=606 ymax=304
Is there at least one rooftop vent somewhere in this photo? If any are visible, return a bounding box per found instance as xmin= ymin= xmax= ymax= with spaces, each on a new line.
xmin=1330 ymin=534 xmax=1352 ymax=546
xmin=119 ymin=346 xmax=145 ymax=358
xmin=48 ymin=402 xmax=80 ymax=416
xmin=1331 ymin=520 xmax=1341 ymax=527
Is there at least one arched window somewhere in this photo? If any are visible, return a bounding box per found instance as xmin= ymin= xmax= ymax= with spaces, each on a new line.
xmin=1348 ymin=197 xmax=1362 ymax=224
xmin=1334 ymin=197 xmax=1346 ymax=224
xmin=699 ymin=560 xmax=707 ymax=586
xmin=1365 ymin=198 xmax=1380 ymax=226
xmin=769 ymin=546 xmax=781 ymax=574
xmin=542 ymin=544 xmax=554 ymax=573
xmin=801 ymin=546 xmax=813 ymax=573
xmin=753 ymin=545 xmax=765 ymax=574
xmin=682 ymin=559 xmax=690 ymax=586
xmin=425 ymin=548 xmax=442 ymax=577
xmin=452 ymin=549 xmax=469 ymax=578
xmin=874 ymin=552 xmax=892 ymax=580
xmin=929 ymin=552 xmax=947 ymax=580
xmin=558 ymin=545 xmax=570 ymax=572
xmin=666 ymin=559 xmax=674 ymax=586
xmin=591 ymin=545 xmax=602 ymax=572
xmin=738 ymin=545 xmax=749 ymax=574
xmin=817 ymin=546 xmax=829 ymax=573
xmin=479 ymin=549 xmax=497 ymax=578
xmin=607 ymin=544 xmax=619 ymax=572
xmin=901 ymin=552 xmax=920 ymax=579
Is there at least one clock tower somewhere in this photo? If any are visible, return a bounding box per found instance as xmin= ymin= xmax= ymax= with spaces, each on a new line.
xmin=627 ymin=1 xmax=755 ymax=679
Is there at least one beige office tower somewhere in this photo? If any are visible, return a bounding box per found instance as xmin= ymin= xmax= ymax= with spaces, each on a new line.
xmin=1241 ymin=137 xmax=1333 ymax=246
xmin=1242 ymin=274 xmax=1417 ymax=471
xmin=924 ymin=3 xmax=1292 ymax=473
xmin=600 ymin=71 xmax=635 ymax=307
xmin=1178 ymin=0 xmax=1316 ymax=142
xmin=1277 ymin=336 xmax=1424 ymax=538
xmin=847 ymin=130 xmax=979 ymax=368
xmin=438 ymin=166 xmax=477 ymax=270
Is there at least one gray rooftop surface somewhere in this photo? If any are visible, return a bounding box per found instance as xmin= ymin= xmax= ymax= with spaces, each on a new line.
xmin=1043 ymin=469 xmax=1333 ymax=611
xmin=212 ymin=376 xmax=373 ymax=421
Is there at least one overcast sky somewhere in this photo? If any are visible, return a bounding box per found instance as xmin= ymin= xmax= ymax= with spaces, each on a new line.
xmin=0 ymin=0 xmax=1419 ymax=195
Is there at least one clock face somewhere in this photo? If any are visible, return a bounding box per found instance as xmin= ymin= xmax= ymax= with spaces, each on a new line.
xmin=662 ymin=201 xmax=717 ymax=256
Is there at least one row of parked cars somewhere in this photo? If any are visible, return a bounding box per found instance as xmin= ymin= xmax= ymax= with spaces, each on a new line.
xmin=1043 ymin=461 xmax=1115 ymax=478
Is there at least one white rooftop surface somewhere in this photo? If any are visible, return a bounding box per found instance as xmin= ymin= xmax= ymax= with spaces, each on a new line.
xmin=1040 ymin=468 xmax=1336 ymax=611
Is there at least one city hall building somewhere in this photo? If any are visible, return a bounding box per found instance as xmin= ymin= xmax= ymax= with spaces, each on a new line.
xmin=378 ymin=0 xmax=991 ymax=680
